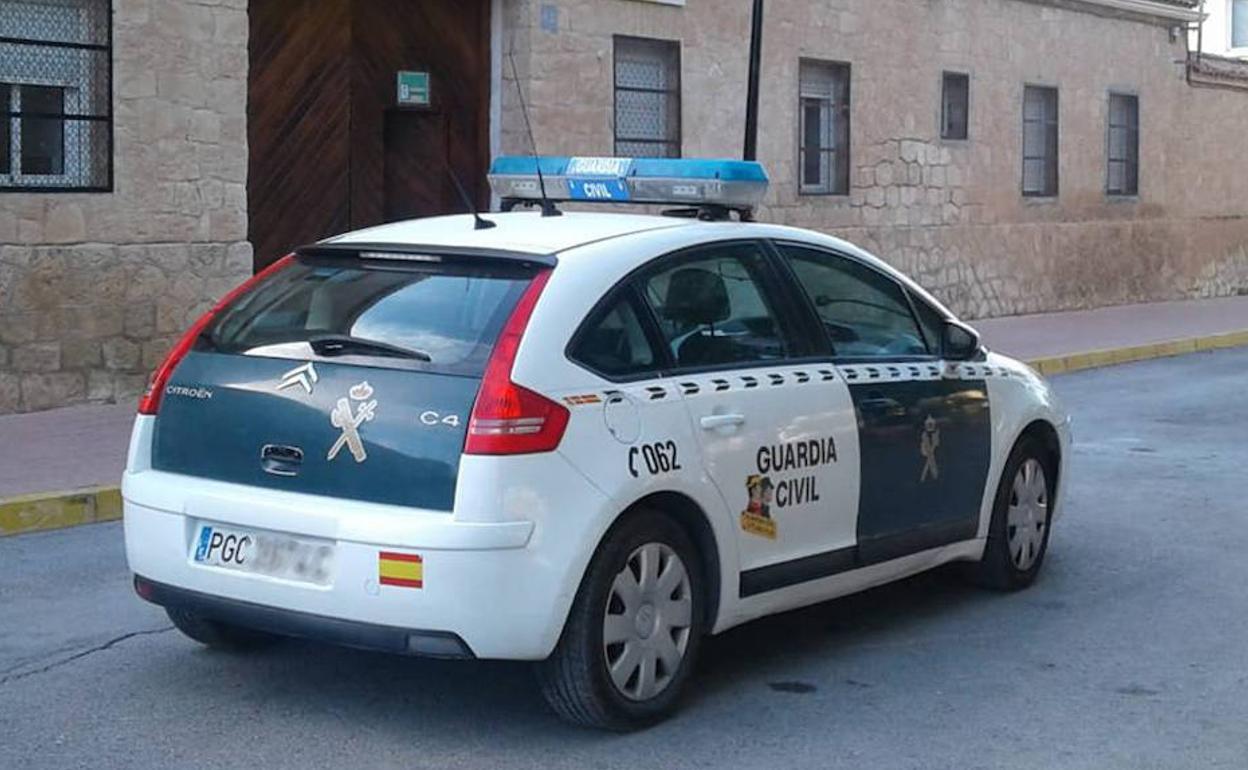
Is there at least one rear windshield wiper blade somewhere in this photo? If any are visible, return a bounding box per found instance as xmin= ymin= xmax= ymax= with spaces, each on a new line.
xmin=308 ymin=334 xmax=432 ymax=362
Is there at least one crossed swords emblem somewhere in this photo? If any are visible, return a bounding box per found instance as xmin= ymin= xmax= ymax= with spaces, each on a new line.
xmin=328 ymin=381 xmax=378 ymax=463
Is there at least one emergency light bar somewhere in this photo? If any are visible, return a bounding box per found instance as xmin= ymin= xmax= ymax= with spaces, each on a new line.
xmin=488 ymin=156 xmax=769 ymax=218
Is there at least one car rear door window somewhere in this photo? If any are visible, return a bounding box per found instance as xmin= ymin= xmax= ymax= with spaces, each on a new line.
xmin=640 ymin=242 xmax=790 ymax=369
xmin=569 ymin=291 xmax=659 ymax=378
xmin=777 ymin=244 xmax=929 ymax=358
xmin=205 ymin=257 xmax=534 ymax=376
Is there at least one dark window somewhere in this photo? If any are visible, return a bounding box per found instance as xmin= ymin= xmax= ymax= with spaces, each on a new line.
xmin=0 ymin=84 xmax=9 ymax=175
xmin=778 ymin=244 xmax=929 ymax=359
xmin=0 ymin=0 xmax=112 ymax=191
xmin=614 ymin=36 xmax=681 ymax=158
xmin=569 ymin=292 xmax=659 ymax=378
xmin=1022 ymin=85 xmax=1059 ymax=197
xmin=1107 ymin=93 xmax=1139 ymax=196
xmin=640 ymin=243 xmax=789 ymax=369
xmin=941 ymin=72 xmax=969 ymax=140
xmin=908 ymin=293 xmax=948 ymax=356
xmin=20 ymin=85 xmax=64 ymax=175
xmin=798 ymin=59 xmax=851 ymax=195
xmin=205 ymin=258 xmax=535 ymax=376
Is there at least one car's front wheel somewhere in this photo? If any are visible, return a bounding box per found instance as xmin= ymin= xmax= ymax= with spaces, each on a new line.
xmin=536 ymin=510 xmax=705 ymax=730
xmin=166 ymin=607 xmax=280 ymax=651
xmin=969 ymin=435 xmax=1056 ymax=591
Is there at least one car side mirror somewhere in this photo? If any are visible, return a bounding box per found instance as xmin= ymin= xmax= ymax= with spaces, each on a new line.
xmin=942 ymin=320 xmax=982 ymax=361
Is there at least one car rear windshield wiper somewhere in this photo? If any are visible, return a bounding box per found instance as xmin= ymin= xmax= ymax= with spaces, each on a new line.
xmin=308 ymin=334 xmax=432 ymax=362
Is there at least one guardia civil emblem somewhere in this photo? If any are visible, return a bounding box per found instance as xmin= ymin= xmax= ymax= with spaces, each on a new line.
xmin=328 ymin=381 xmax=378 ymax=463
xmin=919 ymin=414 xmax=941 ymax=483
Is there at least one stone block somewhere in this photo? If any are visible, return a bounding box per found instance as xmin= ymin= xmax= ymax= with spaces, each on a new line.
xmin=102 ymin=338 xmax=142 ymax=370
xmin=87 ymin=370 xmax=116 ymax=402
xmin=13 ymin=343 xmax=60 ymax=373
xmin=0 ymin=373 xmax=19 ymax=413
xmin=20 ymin=373 xmax=85 ymax=412
xmin=61 ymin=340 xmax=102 ymax=369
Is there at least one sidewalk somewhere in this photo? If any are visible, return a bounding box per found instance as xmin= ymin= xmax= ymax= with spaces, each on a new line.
xmin=3 ymin=294 xmax=1248 ymax=534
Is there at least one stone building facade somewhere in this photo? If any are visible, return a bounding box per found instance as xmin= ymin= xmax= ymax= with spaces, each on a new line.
xmin=1 ymin=0 xmax=1246 ymax=415
xmin=0 ymin=0 xmax=251 ymax=413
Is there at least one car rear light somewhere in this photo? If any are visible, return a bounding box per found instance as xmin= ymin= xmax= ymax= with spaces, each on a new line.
xmin=464 ymin=270 xmax=569 ymax=455
xmin=137 ymin=255 xmax=295 ymax=416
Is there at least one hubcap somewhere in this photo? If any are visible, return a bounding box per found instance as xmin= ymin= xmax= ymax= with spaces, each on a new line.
xmin=603 ymin=542 xmax=693 ymax=702
xmin=1006 ymin=458 xmax=1049 ymax=571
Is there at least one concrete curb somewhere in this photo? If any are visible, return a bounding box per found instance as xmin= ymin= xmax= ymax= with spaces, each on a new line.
xmin=0 ymin=486 xmax=122 ymax=537
xmin=2 ymin=328 xmax=1247 ymax=539
xmin=1024 ymin=329 xmax=1248 ymax=376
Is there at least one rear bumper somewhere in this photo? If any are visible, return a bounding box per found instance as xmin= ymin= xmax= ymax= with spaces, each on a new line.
xmin=135 ymin=575 xmax=474 ymax=658
xmin=123 ymin=458 xmax=613 ymax=661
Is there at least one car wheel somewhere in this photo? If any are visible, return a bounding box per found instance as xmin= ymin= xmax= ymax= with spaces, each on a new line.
xmin=536 ymin=510 xmax=705 ymax=731
xmin=166 ymin=607 xmax=280 ymax=651
xmin=969 ymin=436 xmax=1056 ymax=591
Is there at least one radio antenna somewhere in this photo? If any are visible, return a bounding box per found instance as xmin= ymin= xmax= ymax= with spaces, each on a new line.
xmin=508 ymin=49 xmax=561 ymax=217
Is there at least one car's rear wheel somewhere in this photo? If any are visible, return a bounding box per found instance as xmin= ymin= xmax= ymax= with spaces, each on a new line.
xmin=166 ymin=607 xmax=280 ymax=651
xmin=536 ymin=510 xmax=704 ymax=730
xmin=969 ymin=435 xmax=1055 ymax=591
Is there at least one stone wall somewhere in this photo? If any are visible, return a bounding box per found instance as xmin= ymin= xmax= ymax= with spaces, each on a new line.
xmin=0 ymin=0 xmax=251 ymax=414
xmin=502 ymin=0 xmax=1248 ymax=318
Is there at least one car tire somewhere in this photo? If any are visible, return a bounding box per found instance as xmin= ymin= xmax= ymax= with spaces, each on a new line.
xmin=166 ymin=607 xmax=280 ymax=651
xmin=536 ymin=510 xmax=705 ymax=731
xmin=968 ymin=435 xmax=1056 ymax=591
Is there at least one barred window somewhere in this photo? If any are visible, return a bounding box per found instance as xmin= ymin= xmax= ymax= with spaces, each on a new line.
xmin=1107 ymin=93 xmax=1139 ymax=196
xmin=798 ymin=59 xmax=851 ymax=195
xmin=1022 ymin=85 xmax=1058 ymax=198
xmin=0 ymin=0 xmax=112 ymax=192
xmin=614 ymin=36 xmax=680 ymax=158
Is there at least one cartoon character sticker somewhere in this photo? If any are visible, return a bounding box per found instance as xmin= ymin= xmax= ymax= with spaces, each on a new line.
xmin=740 ymin=474 xmax=777 ymax=540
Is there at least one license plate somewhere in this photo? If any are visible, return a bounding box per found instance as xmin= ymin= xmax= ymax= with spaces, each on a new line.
xmin=191 ymin=523 xmax=335 ymax=586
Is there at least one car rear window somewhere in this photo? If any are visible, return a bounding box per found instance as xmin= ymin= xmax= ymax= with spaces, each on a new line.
xmin=202 ymin=256 xmax=535 ymax=376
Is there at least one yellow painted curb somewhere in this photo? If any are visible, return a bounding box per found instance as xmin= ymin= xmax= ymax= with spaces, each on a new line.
xmin=1026 ymin=329 xmax=1248 ymax=376
xmin=0 ymin=486 xmax=122 ymax=537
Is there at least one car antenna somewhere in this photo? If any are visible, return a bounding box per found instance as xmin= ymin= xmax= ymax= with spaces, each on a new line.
xmin=444 ymin=154 xmax=491 ymax=228
xmin=508 ymin=49 xmax=561 ymax=217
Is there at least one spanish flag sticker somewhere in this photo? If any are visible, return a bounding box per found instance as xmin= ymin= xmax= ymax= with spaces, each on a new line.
xmin=378 ymin=551 xmax=423 ymax=589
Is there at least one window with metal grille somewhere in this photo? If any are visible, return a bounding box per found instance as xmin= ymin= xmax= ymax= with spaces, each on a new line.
xmin=1022 ymin=85 xmax=1058 ymax=197
xmin=1107 ymin=93 xmax=1139 ymax=196
xmin=941 ymin=72 xmax=969 ymax=141
xmin=0 ymin=0 xmax=112 ymax=192
xmin=798 ymin=59 xmax=850 ymax=195
xmin=1233 ymin=0 xmax=1248 ymax=48
xmin=613 ymin=36 xmax=681 ymax=158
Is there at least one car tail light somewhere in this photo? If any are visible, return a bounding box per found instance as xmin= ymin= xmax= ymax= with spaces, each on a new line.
xmin=465 ymin=270 xmax=569 ymax=455
xmin=137 ymin=255 xmax=294 ymax=415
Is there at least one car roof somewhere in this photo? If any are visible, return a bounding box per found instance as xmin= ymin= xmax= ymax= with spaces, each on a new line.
xmin=324 ymin=211 xmax=695 ymax=255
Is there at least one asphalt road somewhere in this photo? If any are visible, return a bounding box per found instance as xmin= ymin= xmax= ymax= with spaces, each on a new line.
xmin=3 ymin=347 xmax=1248 ymax=769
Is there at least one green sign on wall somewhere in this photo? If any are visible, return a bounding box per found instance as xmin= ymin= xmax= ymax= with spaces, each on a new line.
xmin=397 ymin=71 xmax=430 ymax=107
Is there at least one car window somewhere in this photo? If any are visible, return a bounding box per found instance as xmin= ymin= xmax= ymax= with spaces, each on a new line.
xmin=777 ymin=244 xmax=929 ymax=358
xmin=640 ymin=243 xmax=789 ymax=369
xmin=569 ymin=292 xmax=659 ymax=378
xmin=204 ymin=258 xmax=531 ymax=375
xmin=909 ymin=294 xmax=948 ymax=356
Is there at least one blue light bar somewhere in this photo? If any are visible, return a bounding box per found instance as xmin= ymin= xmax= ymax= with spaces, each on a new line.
xmin=488 ymin=156 xmax=769 ymax=212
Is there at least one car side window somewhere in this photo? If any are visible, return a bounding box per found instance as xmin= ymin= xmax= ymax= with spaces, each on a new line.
xmin=569 ymin=291 xmax=659 ymax=378
xmin=777 ymin=244 xmax=930 ymax=358
xmin=909 ymin=294 xmax=948 ymax=357
xmin=640 ymin=243 xmax=789 ymax=370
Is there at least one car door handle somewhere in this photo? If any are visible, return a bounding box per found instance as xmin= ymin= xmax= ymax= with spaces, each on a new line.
xmin=700 ymin=414 xmax=746 ymax=430
xmin=859 ymin=396 xmax=902 ymax=412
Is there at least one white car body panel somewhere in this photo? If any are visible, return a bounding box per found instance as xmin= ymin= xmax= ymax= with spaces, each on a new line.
xmin=123 ymin=211 xmax=1071 ymax=659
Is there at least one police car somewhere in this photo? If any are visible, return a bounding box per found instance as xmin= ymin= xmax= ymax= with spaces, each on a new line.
xmin=124 ymin=156 xmax=1070 ymax=730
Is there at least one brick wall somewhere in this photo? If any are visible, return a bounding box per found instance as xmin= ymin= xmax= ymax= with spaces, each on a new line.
xmin=502 ymin=0 xmax=1248 ymax=318
xmin=0 ymin=0 xmax=251 ymax=414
